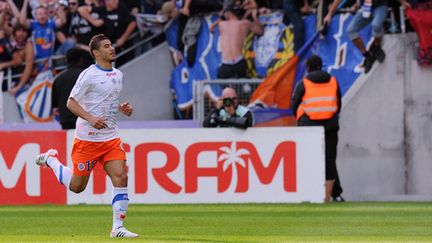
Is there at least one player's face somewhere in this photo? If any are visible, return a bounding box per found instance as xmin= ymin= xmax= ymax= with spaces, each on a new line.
xmin=96 ymin=39 xmax=116 ymax=62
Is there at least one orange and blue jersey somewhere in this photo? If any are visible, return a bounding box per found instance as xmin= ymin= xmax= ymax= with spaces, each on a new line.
xmin=30 ymin=19 xmax=56 ymax=60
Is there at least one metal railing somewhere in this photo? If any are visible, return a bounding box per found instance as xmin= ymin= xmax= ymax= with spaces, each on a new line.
xmin=113 ymin=32 xmax=164 ymax=67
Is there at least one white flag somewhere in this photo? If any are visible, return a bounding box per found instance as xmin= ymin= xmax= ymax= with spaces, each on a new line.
xmin=15 ymin=70 xmax=54 ymax=123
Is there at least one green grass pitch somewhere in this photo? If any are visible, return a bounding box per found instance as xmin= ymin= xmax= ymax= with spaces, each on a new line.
xmin=1 ymin=202 xmax=432 ymax=242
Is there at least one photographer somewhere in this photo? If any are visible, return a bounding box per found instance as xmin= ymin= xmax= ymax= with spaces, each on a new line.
xmin=203 ymin=87 xmax=253 ymax=129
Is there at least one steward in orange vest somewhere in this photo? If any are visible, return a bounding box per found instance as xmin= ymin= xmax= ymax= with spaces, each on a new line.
xmin=291 ymin=55 xmax=343 ymax=203
xmin=291 ymin=57 xmax=341 ymax=132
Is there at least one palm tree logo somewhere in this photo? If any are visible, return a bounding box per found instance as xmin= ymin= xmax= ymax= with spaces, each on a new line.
xmin=218 ymin=142 xmax=250 ymax=193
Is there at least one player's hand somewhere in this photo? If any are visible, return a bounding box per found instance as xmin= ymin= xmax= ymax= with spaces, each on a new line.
xmin=89 ymin=116 xmax=108 ymax=130
xmin=323 ymin=14 xmax=331 ymax=26
xmin=180 ymin=7 xmax=189 ymax=16
xmin=119 ymin=102 xmax=133 ymax=117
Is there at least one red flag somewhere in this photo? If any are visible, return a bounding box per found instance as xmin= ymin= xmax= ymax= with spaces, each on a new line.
xmin=406 ymin=6 xmax=432 ymax=65
xmin=249 ymin=31 xmax=320 ymax=109
xmin=406 ymin=8 xmax=432 ymax=49
xmin=249 ymin=55 xmax=299 ymax=109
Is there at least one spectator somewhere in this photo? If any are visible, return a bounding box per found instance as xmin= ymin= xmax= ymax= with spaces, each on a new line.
xmin=159 ymin=1 xmax=182 ymax=64
xmin=332 ymin=174 xmax=345 ymax=202
xmin=2 ymin=0 xmax=21 ymax=27
xmin=159 ymin=1 xmax=180 ymax=21
xmin=55 ymin=0 xmax=78 ymax=56
xmin=0 ymin=25 xmax=29 ymax=73
xmin=212 ymin=7 xmax=263 ymax=79
xmin=203 ymin=87 xmax=253 ymax=128
xmin=58 ymin=0 xmax=99 ymax=56
xmin=94 ymin=0 xmax=137 ymax=49
xmin=8 ymin=36 xmax=34 ymax=95
xmin=223 ymin=0 xmax=258 ymax=16
xmin=291 ymin=55 xmax=342 ymax=203
xmin=19 ymin=0 xmax=66 ymax=62
xmin=51 ymin=48 xmax=84 ymax=129
xmin=141 ymin=0 xmax=164 ymax=14
xmin=176 ymin=0 xmax=222 ymax=66
xmin=123 ymin=0 xmax=140 ymax=15
xmin=77 ymin=0 xmax=104 ymax=42
xmin=82 ymin=0 xmax=103 ymax=8
xmin=0 ymin=31 xmax=17 ymax=72
xmin=324 ymin=0 xmax=411 ymax=73
xmin=282 ymin=0 xmax=308 ymax=52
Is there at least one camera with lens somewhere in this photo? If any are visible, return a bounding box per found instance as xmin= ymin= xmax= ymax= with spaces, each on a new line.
xmin=207 ymin=112 xmax=220 ymax=127
xmin=222 ymin=97 xmax=234 ymax=107
xmin=206 ymin=111 xmax=248 ymax=129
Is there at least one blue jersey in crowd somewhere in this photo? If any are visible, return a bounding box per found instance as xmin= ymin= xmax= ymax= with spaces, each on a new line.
xmin=30 ymin=19 xmax=56 ymax=60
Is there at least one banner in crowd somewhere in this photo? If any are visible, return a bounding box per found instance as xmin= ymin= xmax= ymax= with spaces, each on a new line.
xmin=249 ymin=28 xmax=320 ymax=109
xmin=166 ymin=13 xmax=295 ymax=109
xmin=0 ymin=127 xmax=325 ymax=205
xmin=135 ymin=13 xmax=165 ymax=36
xmin=316 ymin=14 xmax=372 ymax=95
xmin=245 ymin=11 xmax=295 ymax=78
xmin=168 ymin=15 xmax=222 ymax=108
xmin=406 ymin=4 xmax=432 ymax=66
xmin=166 ymin=13 xmax=372 ymax=111
xmin=15 ymin=70 xmax=54 ymax=123
xmin=249 ymin=14 xmax=372 ymax=124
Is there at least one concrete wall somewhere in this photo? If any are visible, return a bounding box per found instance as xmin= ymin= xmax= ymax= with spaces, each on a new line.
xmin=404 ymin=35 xmax=432 ymax=196
xmin=3 ymin=92 xmax=21 ymax=123
xmin=1 ymin=42 xmax=175 ymax=123
xmin=119 ymin=42 xmax=174 ymax=121
xmin=338 ymin=34 xmax=432 ymax=201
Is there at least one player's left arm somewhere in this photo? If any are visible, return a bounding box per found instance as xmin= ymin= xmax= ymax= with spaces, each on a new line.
xmin=119 ymin=102 xmax=133 ymax=117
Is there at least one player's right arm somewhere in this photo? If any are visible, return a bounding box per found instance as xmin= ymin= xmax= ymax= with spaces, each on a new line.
xmin=67 ymin=97 xmax=107 ymax=129
xmin=67 ymin=67 xmax=107 ymax=130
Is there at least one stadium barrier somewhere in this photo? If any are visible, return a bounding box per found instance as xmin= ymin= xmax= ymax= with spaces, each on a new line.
xmin=0 ymin=127 xmax=325 ymax=205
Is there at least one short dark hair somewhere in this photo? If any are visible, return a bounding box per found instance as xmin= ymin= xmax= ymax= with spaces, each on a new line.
xmin=12 ymin=24 xmax=28 ymax=35
xmin=66 ymin=48 xmax=83 ymax=66
xmin=89 ymin=34 xmax=109 ymax=59
xmin=306 ymin=55 xmax=322 ymax=71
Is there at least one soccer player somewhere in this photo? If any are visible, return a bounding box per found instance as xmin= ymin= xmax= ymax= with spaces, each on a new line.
xmin=35 ymin=34 xmax=138 ymax=238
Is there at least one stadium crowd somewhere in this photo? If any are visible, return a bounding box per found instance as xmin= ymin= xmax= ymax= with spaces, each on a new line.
xmin=163 ymin=0 xmax=420 ymax=70
xmin=0 ymin=0 xmax=173 ymax=94
xmin=0 ymin=0 xmax=426 ymax=95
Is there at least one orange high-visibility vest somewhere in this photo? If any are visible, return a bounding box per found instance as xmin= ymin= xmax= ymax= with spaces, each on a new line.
xmin=296 ymin=77 xmax=338 ymax=120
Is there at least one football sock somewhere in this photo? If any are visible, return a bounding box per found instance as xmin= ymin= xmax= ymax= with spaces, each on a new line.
xmin=112 ymin=187 xmax=129 ymax=230
xmin=47 ymin=157 xmax=72 ymax=188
